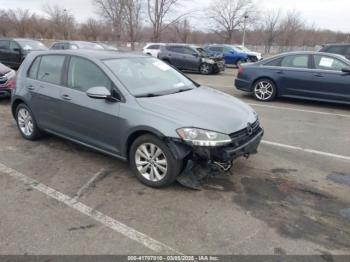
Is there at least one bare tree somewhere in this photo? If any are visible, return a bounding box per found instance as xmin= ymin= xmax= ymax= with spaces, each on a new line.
xmin=208 ymin=0 xmax=255 ymax=44
xmin=43 ymin=4 xmax=75 ymax=39
xmin=124 ymin=0 xmax=142 ymax=50
xmin=0 ymin=10 xmax=12 ymax=37
xmin=94 ymin=0 xmax=126 ymax=42
xmin=7 ymin=9 xmax=34 ymax=37
xmin=147 ymin=0 xmax=189 ymax=42
xmin=262 ymin=9 xmax=282 ymax=53
xmin=80 ymin=18 xmax=103 ymax=40
xmin=173 ymin=18 xmax=191 ymax=42
xmin=279 ymin=10 xmax=304 ymax=50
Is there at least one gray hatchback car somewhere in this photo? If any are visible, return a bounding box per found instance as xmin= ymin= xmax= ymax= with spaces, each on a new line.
xmin=12 ymin=50 xmax=263 ymax=188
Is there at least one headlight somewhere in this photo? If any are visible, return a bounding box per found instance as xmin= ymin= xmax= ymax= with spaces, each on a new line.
xmin=202 ymin=58 xmax=215 ymax=64
xmin=176 ymin=128 xmax=231 ymax=147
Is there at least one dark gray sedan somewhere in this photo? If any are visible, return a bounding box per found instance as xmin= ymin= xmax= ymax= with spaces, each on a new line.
xmin=12 ymin=50 xmax=263 ymax=188
xmin=235 ymin=51 xmax=350 ymax=104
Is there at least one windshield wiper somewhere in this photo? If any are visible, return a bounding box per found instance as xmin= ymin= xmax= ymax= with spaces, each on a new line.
xmin=135 ymin=93 xmax=164 ymax=98
xmin=171 ymin=88 xmax=193 ymax=94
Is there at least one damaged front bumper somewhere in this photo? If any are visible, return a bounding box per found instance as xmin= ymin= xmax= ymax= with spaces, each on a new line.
xmin=167 ymin=124 xmax=264 ymax=189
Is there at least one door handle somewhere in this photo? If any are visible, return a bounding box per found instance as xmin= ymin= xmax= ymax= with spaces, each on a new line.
xmin=26 ymin=85 xmax=35 ymax=91
xmin=314 ymin=73 xmax=324 ymax=77
xmin=61 ymin=94 xmax=72 ymax=101
xmin=276 ymin=70 xmax=284 ymax=74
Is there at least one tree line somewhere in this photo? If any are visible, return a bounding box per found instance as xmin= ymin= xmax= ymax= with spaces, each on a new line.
xmin=0 ymin=0 xmax=349 ymax=52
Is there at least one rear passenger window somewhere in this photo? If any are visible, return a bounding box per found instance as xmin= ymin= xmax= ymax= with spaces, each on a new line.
xmin=281 ymin=55 xmax=309 ymax=69
xmin=68 ymin=56 xmax=112 ymax=92
xmin=37 ymin=55 xmax=65 ymax=85
xmin=27 ymin=57 xmax=41 ymax=79
xmin=168 ymin=46 xmax=184 ymax=53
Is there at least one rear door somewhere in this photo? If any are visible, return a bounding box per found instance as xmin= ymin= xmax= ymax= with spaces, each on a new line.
xmin=25 ymin=54 xmax=67 ymax=131
xmin=167 ymin=46 xmax=185 ymax=68
xmin=58 ymin=56 xmax=122 ymax=154
xmin=275 ymin=54 xmax=316 ymax=97
xmin=310 ymin=54 xmax=350 ymax=102
xmin=0 ymin=40 xmax=10 ymax=66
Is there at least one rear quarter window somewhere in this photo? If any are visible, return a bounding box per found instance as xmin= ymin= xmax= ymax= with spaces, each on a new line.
xmin=27 ymin=57 xmax=41 ymax=79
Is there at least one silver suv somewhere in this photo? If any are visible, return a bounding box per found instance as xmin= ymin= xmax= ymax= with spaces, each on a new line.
xmin=11 ymin=50 xmax=263 ymax=188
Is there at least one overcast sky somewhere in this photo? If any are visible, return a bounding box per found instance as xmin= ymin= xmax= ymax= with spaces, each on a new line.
xmin=0 ymin=0 xmax=349 ymax=33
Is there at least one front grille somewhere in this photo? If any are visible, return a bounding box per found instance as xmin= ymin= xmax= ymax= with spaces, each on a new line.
xmin=229 ymin=120 xmax=262 ymax=147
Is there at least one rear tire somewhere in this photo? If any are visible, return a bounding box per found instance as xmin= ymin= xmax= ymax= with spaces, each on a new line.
xmin=253 ymin=78 xmax=277 ymax=102
xmin=129 ymin=134 xmax=182 ymax=188
xmin=15 ymin=103 xmax=43 ymax=140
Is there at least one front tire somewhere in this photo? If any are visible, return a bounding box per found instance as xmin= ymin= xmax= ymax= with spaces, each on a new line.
xmin=16 ymin=103 xmax=43 ymax=140
xmin=200 ymin=63 xmax=211 ymax=75
xmin=253 ymin=78 xmax=277 ymax=102
xmin=129 ymin=134 xmax=182 ymax=188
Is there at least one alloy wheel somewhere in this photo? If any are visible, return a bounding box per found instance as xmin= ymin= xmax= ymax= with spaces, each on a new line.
xmin=200 ymin=64 xmax=210 ymax=74
xmin=254 ymin=81 xmax=274 ymax=101
xmin=17 ymin=108 xmax=34 ymax=136
xmin=135 ymin=143 xmax=168 ymax=182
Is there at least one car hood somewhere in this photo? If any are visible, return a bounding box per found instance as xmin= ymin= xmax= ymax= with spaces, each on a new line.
xmin=136 ymin=87 xmax=257 ymax=134
xmin=0 ymin=63 xmax=11 ymax=76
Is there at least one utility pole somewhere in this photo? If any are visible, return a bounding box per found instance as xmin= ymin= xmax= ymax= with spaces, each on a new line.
xmin=242 ymin=14 xmax=249 ymax=47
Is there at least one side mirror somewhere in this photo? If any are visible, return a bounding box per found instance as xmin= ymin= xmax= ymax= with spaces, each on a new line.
xmin=86 ymin=86 xmax=112 ymax=99
xmin=13 ymin=48 xmax=21 ymax=53
xmin=341 ymin=67 xmax=350 ymax=74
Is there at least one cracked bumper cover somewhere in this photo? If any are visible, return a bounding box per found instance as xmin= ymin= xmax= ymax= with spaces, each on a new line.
xmin=167 ymin=128 xmax=264 ymax=163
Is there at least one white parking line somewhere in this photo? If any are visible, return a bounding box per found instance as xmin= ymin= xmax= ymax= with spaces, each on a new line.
xmin=250 ymin=103 xmax=350 ymax=119
xmin=262 ymin=140 xmax=350 ymax=161
xmin=74 ymin=168 xmax=106 ymax=201
xmin=0 ymin=163 xmax=182 ymax=254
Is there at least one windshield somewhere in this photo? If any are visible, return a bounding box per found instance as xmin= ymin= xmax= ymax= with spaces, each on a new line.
xmin=76 ymin=42 xmax=104 ymax=50
xmin=17 ymin=40 xmax=47 ymax=51
xmin=99 ymin=43 xmax=118 ymax=50
xmin=104 ymin=57 xmax=196 ymax=97
xmin=234 ymin=45 xmax=250 ymax=52
xmin=196 ymin=47 xmax=210 ymax=57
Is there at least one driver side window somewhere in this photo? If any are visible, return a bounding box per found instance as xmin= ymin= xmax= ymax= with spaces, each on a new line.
xmin=67 ymin=56 xmax=112 ymax=92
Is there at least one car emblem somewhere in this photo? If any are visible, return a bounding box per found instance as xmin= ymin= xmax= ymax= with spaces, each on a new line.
xmin=247 ymin=123 xmax=253 ymax=135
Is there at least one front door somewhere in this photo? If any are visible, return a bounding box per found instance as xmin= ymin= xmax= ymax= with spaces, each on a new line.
xmin=310 ymin=54 xmax=350 ymax=102
xmin=58 ymin=56 xmax=122 ymax=155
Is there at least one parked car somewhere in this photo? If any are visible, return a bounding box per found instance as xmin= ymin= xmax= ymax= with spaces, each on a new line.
xmin=319 ymin=44 xmax=350 ymax=60
xmin=158 ymin=44 xmax=225 ymax=74
xmin=204 ymin=44 xmax=248 ymax=66
xmin=0 ymin=38 xmax=47 ymax=69
xmin=94 ymin=42 xmax=119 ymax=51
xmin=143 ymin=43 xmax=165 ymax=57
xmin=50 ymin=41 xmax=104 ymax=50
xmin=235 ymin=51 xmax=350 ymax=104
xmin=11 ymin=50 xmax=263 ymax=188
xmin=0 ymin=62 xmax=16 ymax=98
xmin=233 ymin=45 xmax=262 ymax=61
